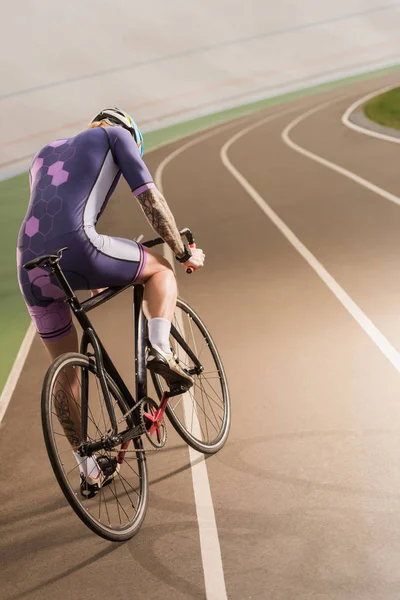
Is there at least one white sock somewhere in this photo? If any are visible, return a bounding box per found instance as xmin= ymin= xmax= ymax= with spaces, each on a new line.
xmin=148 ymin=317 xmax=171 ymax=354
xmin=73 ymin=451 xmax=101 ymax=479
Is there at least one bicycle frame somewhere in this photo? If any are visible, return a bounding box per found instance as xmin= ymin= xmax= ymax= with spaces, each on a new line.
xmin=44 ymin=232 xmax=203 ymax=455
xmin=79 ymin=284 xmax=147 ymax=436
xmin=81 ymin=285 xmax=145 ymax=402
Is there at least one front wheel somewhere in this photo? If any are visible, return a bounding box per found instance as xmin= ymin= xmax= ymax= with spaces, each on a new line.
xmin=42 ymin=352 xmax=148 ymax=542
xmin=151 ymin=298 xmax=231 ymax=454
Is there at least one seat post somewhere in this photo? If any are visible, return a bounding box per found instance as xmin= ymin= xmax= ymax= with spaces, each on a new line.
xmin=50 ymin=260 xmax=92 ymax=331
xmin=50 ymin=261 xmax=75 ymax=300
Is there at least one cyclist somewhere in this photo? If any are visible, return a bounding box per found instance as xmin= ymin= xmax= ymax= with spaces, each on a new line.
xmin=17 ymin=107 xmax=205 ymax=495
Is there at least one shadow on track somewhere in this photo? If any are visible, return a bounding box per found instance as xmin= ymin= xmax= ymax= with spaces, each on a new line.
xmin=7 ymin=545 xmax=120 ymax=600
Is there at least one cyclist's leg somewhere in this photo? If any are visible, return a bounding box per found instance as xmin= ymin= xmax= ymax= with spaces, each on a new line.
xmin=21 ymin=298 xmax=82 ymax=447
xmin=41 ymin=322 xmax=108 ymax=483
xmin=135 ymin=249 xmax=193 ymax=386
xmin=43 ymin=328 xmax=82 ymax=448
xmin=85 ymin=238 xmax=190 ymax=385
xmin=134 ymin=248 xmax=177 ymax=321
xmin=43 ymin=325 xmax=78 ymax=359
xmin=17 ymin=253 xmax=81 ymax=444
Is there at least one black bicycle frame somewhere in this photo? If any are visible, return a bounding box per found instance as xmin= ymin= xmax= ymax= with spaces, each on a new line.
xmin=44 ymin=229 xmax=202 ymax=451
xmin=79 ymin=285 xmax=147 ymax=432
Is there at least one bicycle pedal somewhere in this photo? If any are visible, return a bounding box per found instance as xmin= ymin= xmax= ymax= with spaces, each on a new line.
xmin=97 ymin=455 xmax=117 ymax=478
xmin=168 ymin=384 xmax=190 ymax=397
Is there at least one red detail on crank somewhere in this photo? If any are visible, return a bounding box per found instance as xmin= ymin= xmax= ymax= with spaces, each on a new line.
xmin=144 ymin=392 xmax=170 ymax=440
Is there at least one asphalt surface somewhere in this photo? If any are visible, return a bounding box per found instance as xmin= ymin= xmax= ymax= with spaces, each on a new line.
xmin=2 ymin=71 xmax=400 ymax=600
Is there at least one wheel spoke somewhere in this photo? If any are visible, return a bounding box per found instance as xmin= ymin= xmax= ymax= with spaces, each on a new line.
xmin=116 ymin=471 xmax=138 ymax=510
xmin=65 ymin=461 xmax=83 ymax=478
xmin=187 ymin=314 xmax=199 ymax=357
xmin=100 ymin=485 xmax=112 ymax=526
xmin=198 ymin=376 xmax=224 ymax=408
xmin=174 ymin=313 xmax=185 ymax=339
xmin=194 ymin=383 xmax=223 ymax=416
xmin=197 ymin=379 xmax=220 ymax=428
xmin=112 ymin=477 xmax=122 ymax=525
xmin=188 ymin=389 xmax=221 ymax=435
xmin=116 ymin=465 xmax=141 ymax=498
xmin=104 ymin=481 xmax=131 ymax=521
xmin=98 ymin=481 xmax=103 ymax=521
xmin=169 ymin=393 xmax=185 ymax=413
xmin=187 ymin=389 xmax=208 ymax=440
xmin=198 ymin=374 xmax=209 ymax=441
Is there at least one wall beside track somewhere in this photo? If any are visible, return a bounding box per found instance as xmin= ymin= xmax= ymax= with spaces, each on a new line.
xmin=1 ymin=0 xmax=399 ymax=176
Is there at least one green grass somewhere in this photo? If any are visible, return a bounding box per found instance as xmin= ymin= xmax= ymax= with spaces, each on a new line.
xmin=0 ymin=173 xmax=31 ymax=389
xmin=364 ymin=87 xmax=400 ymax=130
xmin=1 ymin=62 xmax=399 ymax=395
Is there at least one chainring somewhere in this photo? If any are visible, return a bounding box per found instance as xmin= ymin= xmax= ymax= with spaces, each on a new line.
xmin=139 ymin=397 xmax=167 ymax=449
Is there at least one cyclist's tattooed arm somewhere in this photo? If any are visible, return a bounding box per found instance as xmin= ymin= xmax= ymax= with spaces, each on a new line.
xmin=54 ymin=389 xmax=81 ymax=448
xmin=135 ymin=188 xmax=185 ymax=257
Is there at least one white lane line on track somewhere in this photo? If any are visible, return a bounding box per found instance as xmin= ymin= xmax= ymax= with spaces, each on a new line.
xmin=342 ymin=85 xmax=400 ymax=143
xmin=154 ymin=120 xmax=252 ymax=600
xmin=281 ymin=100 xmax=400 ymax=208
xmin=221 ymin=113 xmax=400 ymax=374
xmin=0 ymin=323 xmax=35 ymax=425
xmin=154 ymin=115 xmax=254 ymax=184
xmin=153 ymin=106 xmax=301 ymax=598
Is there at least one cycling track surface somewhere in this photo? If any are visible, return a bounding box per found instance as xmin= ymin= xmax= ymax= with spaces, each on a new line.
xmin=2 ymin=71 xmax=400 ymax=600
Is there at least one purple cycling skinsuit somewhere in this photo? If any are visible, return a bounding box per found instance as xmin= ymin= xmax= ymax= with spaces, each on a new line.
xmin=17 ymin=126 xmax=154 ymax=341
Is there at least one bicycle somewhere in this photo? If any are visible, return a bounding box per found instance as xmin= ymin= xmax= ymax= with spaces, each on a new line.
xmin=23 ymin=229 xmax=230 ymax=542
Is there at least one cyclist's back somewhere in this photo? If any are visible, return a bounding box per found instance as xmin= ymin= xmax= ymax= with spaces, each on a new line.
xmin=17 ymin=125 xmax=154 ymax=341
xmin=18 ymin=126 xmax=154 ymax=253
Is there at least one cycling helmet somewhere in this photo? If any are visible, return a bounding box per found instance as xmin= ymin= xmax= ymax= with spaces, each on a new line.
xmin=90 ymin=107 xmax=144 ymax=157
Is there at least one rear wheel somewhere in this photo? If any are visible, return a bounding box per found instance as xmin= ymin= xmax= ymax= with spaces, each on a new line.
xmin=151 ymin=298 xmax=230 ymax=454
xmin=42 ymin=352 xmax=148 ymax=542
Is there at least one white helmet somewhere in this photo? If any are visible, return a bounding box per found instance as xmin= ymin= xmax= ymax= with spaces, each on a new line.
xmin=90 ymin=107 xmax=144 ymax=157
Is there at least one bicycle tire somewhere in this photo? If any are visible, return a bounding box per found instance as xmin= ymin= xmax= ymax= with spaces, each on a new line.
xmin=42 ymin=352 xmax=148 ymax=542
xmin=151 ymin=298 xmax=231 ymax=454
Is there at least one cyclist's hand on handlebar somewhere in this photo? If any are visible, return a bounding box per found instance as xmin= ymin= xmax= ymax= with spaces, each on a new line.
xmin=183 ymin=247 xmax=205 ymax=272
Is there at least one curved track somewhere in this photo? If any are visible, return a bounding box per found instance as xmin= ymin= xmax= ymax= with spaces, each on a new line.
xmin=2 ymin=71 xmax=400 ymax=600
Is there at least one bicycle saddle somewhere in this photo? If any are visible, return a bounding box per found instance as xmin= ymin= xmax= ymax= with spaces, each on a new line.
xmin=23 ymin=247 xmax=68 ymax=270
